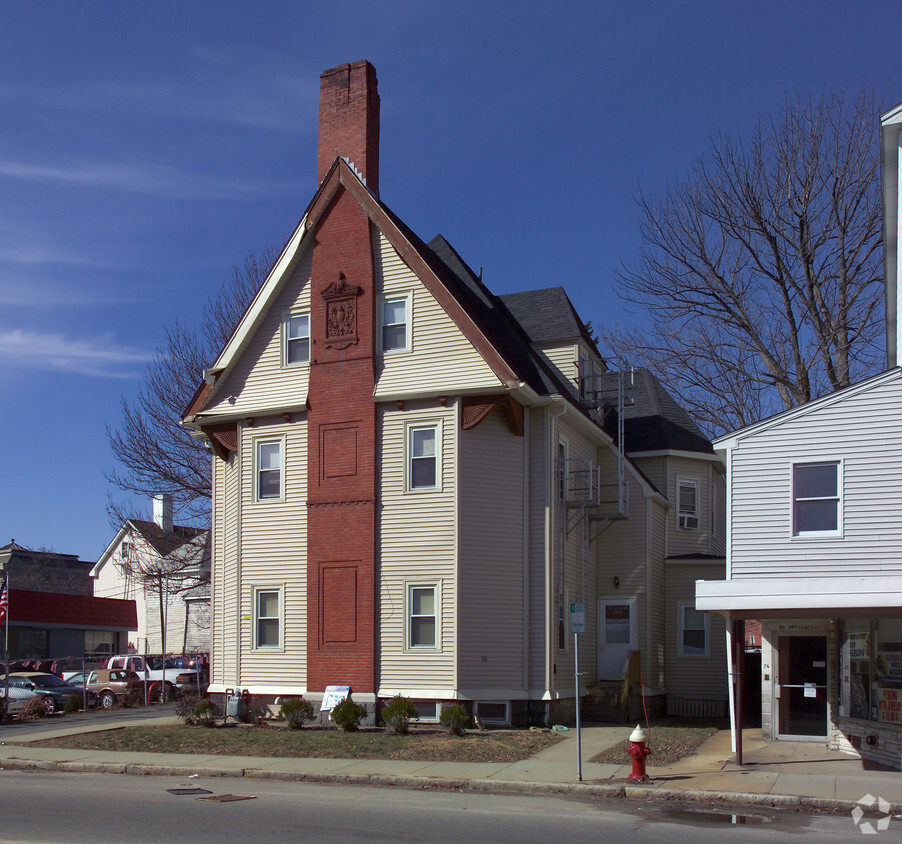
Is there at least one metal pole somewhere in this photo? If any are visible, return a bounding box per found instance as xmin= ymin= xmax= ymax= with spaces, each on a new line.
xmin=575 ymin=631 xmax=582 ymax=782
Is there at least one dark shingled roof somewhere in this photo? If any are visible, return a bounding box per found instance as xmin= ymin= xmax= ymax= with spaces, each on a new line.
xmin=499 ymin=287 xmax=601 ymax=354
xmin=128 ymin=520 xmax=208 ymax=559
xmin=599 ymin=369 xmax=713 ymax=455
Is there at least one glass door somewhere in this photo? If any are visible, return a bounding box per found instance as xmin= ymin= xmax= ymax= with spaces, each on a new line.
xmin=776 ymin=635 xmax=827 ymax=738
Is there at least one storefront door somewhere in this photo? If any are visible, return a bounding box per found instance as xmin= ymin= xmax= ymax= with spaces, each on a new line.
xmin=776 ymin=635 xmax=828 ymax=738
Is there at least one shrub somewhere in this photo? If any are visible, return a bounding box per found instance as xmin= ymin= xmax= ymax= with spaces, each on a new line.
xmin=279 ymin=697 xmax=315 ymax=730
xmin=123 ymin=689 xmax=145 ymax=709
xmin=330 ymin=697 xmax=367 ymax=732
xmin=63 ymin=694 xmax=83 ymax=715
xmin=241 ymin=696 xmax=270 ymax=727
xmin=381 ymin=695 xmax=418 ymax=734
xmin=192 ymin=698 xmax=219 ymax=728
xmin=176 ymin=692 xmax=200 ymax=724
xmin=440 ymin=704 xmax=469 ymax=736
xmin=21 ymin=696 xmax=49 ymax=721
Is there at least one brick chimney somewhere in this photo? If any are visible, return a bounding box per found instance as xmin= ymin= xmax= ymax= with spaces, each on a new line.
xmin=317 ymin=60 xmax=380 ymax=195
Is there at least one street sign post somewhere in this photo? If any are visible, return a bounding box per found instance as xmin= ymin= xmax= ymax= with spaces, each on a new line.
xmin=570 ymin=602 xmax=586 ymax=781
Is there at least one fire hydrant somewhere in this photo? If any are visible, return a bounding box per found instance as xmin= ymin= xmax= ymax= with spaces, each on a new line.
xmin=627 ymin=724 xmax=651 ymax=782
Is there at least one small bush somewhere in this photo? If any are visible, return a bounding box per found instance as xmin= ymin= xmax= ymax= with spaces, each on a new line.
xmin=381 ymin=695 xmax=418 ymax=734
xmin=279 ymin=697 xmax=315 ymax=730
xmin=123 ymin=689 xmax=145 ymax=709
xmin=176 ymin=692 xmax=200 ymax=724
xmin=241 ymin=696 xmax=270 ymax=727
xmin=440 ymin=704 xmax=469 ymax=736
xmin=193 ymin=698 xmax=219 ymax=728
xmin=330 ymin=697 xmax=367 ymax=732
xmin=64 ymin=694 xmax=83 ymax=715
xmin=21 ymin=696 xmax=49 ymax=721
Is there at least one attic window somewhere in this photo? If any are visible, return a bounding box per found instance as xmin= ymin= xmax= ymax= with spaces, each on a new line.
xmin=285 ymin=312 xmax=310 ymax=365
xmin=120 ymin=542 xmax=130 ymax=561
xmin=380 ymin=294 xmax=410 ymax=352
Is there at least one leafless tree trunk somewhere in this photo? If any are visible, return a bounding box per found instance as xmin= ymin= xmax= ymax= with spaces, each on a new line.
xmin=605 ymin=86 xmax=887 ymax=437
xmin=106 ymin=246 xmax=281 ymax=523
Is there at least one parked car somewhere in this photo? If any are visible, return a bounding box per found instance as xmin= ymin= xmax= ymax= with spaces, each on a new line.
xmin=105 ymin=655 xmax=203 ymax=699
xmin=83 ymin=669 xmax=144 ymax=709
xmin=0 ymin=685 xmax=38 ymax=718
xmin=2 ymin=673 xmax=83 ymax=713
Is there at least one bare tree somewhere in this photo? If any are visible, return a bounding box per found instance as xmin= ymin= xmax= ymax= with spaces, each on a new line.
xmin=106 ymin=246 xmax=280 ymax=524
xmin=606 ymin=86 xmax=888 ymax=437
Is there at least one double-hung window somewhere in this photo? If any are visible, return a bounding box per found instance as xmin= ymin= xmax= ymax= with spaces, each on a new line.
xmin=381 ymin=295 xmax=409 ymax=352
xmin=408 ymin=585 xmax=437 ymax=648
xmin=285 ymin=312 xmax=310 ymax=365
xmin=256 ymin=440 xmax=283 ymax=501
xmin=408 ymin=425 xmax=437 ymax=490
xmin=255 ymin=588 xmax=281 ymax=648
xmin=679 ymin=604 xmax=708 ymax=656
xmin=678 ymin=478 xmax=698 ymax=530
xmin=792 ymin=461 xmax=841 ymax=536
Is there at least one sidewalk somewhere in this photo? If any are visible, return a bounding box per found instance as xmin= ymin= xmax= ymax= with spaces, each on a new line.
xmin=1 ymin=717 xmax=899 ymax=813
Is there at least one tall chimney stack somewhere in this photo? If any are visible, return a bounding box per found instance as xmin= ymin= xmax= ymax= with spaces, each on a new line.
xmin=153 ymin=493 xmax=173 ymax=533
xmin=317 ymin=61 xmax=380 ymax=195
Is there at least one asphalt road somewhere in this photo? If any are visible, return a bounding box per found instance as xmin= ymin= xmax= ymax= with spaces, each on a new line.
xmin=0 ymin=770 xmax=878 ymax=843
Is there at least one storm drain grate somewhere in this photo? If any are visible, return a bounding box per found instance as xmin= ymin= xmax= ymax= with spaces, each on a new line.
xmin=167 ymin=788 xmax=213 ymax=796
xmin=197 ymin=794 xmax=257 ymax=803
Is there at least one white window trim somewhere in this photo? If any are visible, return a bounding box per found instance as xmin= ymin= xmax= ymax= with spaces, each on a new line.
xmin=253 ymin=435 xmax=286 ymax=503
xmin=405 ymin=581 xmax=440 ymax=652
xmin=405 ymin=421 xmax=441 ymax=493
xmin=282 ymin=309 xmax=311 ymax=368
xmin=474 ymin=700 xmax=510 ymax=724
xmin=677 ymin=477 xmax=699 ymax=530
xmin=253 ymin=585 xmax=283 ymax=651
xmin=378 ymin=291 xmax=412 ymax=354
xmin=791 ymin=459 xmax=843 ymax=539
xmin=679 ymin=603 xmax=709 ymax=657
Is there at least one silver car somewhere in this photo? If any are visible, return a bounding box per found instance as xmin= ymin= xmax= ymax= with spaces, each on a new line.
xmin=0 ymin=685 xmax=38 ymax=718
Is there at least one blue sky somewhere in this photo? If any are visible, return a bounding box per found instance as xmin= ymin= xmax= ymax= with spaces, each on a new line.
xmin=1 ymin=1 xmax=899 ymax=561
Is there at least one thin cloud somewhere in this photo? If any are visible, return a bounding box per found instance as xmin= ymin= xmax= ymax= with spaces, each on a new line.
xmin=0 ymin=158 xmax=267 ymax=200
xmin=0 ymin=329 xmax=148 ymax=378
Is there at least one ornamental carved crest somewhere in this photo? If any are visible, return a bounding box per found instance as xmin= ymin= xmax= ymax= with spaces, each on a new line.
xmin=321 ymin=274 xmax=361 ymax=350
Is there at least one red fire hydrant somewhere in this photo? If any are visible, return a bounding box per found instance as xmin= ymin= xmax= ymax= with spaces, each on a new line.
xmin=628 ymin=724 xmax=651 ymax=782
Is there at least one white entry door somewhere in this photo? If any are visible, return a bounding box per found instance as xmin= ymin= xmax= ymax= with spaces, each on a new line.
xmin=598 ymin=597 xmax=636 ymax=679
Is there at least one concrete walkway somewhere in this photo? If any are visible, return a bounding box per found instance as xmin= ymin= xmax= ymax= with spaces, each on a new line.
xmin=1 ymin=716 xmax=900 ymax=813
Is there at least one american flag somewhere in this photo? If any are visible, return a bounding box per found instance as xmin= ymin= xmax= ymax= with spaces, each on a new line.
xmin=0 ymin=576 xmax=7 ymax=623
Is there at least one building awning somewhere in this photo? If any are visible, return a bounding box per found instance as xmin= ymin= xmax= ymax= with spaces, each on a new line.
xmin=6 ymin=589 xmax=138 ymax=629
xmin=696 ymin=576 xmax=902 ymax=619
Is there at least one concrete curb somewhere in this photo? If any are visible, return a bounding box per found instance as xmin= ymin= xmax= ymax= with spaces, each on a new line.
xmin=0 ymin=756 xmax=895 ymax=814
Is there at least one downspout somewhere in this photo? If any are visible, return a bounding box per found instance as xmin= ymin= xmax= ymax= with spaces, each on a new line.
xmin=546 ymin=401 xmax=567 ymax=699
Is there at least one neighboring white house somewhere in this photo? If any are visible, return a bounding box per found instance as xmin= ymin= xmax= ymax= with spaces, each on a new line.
xmin=91 ymin=495 xmax=210 ymax=654
xmin=181 ymin=61 xmax=726 ymax=724
xmin=696 ymin=102 xmax=902 ymax=768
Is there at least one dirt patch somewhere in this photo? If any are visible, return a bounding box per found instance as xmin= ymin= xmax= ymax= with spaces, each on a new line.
xmin=590 ymin=724 xmax=719 ymax=767
xmin=26 ymin=724 xmax=562 ymax=763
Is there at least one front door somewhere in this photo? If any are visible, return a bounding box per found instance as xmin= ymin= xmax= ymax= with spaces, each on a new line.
xmin=598 ymin=597 xmax=636 ymax=679
xmin=776 ymin=635 xmax=828 ymax=738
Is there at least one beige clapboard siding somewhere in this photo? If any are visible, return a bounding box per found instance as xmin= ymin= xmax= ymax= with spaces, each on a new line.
xmin=378 ymin=402 xmax=457 ymax=691
xmin=527 ymin=407 xmax=550 ymax=691
xmin=667 ymin=456 xmax=713 ymax=557
xmin=665 ymin=562 xmax=728 ymax=700
xmin=553 ymin=417 xmax=598 ymax=686
xmin=373 ymin=233 xmax=500 ymax=397
xmin=647 ymin=501 xmax=667 ymax=689
xmin=215 ymin=451 xmax=241 ymax=686
xmin=730 ymin=377 xmax=902 ymax=578
xmin=634 ymin=455 xmax=666 ymax=496
xmin=237 ymin=419 xmax=308 ymax=687
xmin=204 ymin=248 xmax=313 ymax=418
xmin=536 ymin=342 xmax=579 ymax=389
xmin=458 ymin=406 xmax=526 ymax=691
xmin=711 ymin=470 xmax=727 ymax=558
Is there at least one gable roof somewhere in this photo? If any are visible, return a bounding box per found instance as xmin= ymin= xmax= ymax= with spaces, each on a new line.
xmin=127 ymin=520 xmax=207 ymax=559
xmin=598 ymin=368 xmax=713 ymax=455
xmin=185 ymin=158 xmax=598 ymax=424
xmin=714 ymin=366 xmax=902 ymax=450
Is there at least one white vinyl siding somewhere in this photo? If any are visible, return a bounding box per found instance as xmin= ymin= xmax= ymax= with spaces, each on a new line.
xmin=727 ymin=376 xmax=902 ymax=579
xmin=378 ymin=402 xmax=456 ymax=693
xmin=526 ymin=407 xmax=549 ymax=693
xmin=534 ymin=341 xmax=579 ymax=390
xmin=373 ymin=233 xmax=500 ymax=398
xmin=667 ymin=457 xmax=713 ymax=557
xmin=212 ymin=451 xmax=241 ymax=688
xmin=238 ymin=419 xmax=308 ymax=687
xmin=459 ymin=405 xmax=526 ymax=693
xmin=202 ymin=247 xmax=313 ymax=417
